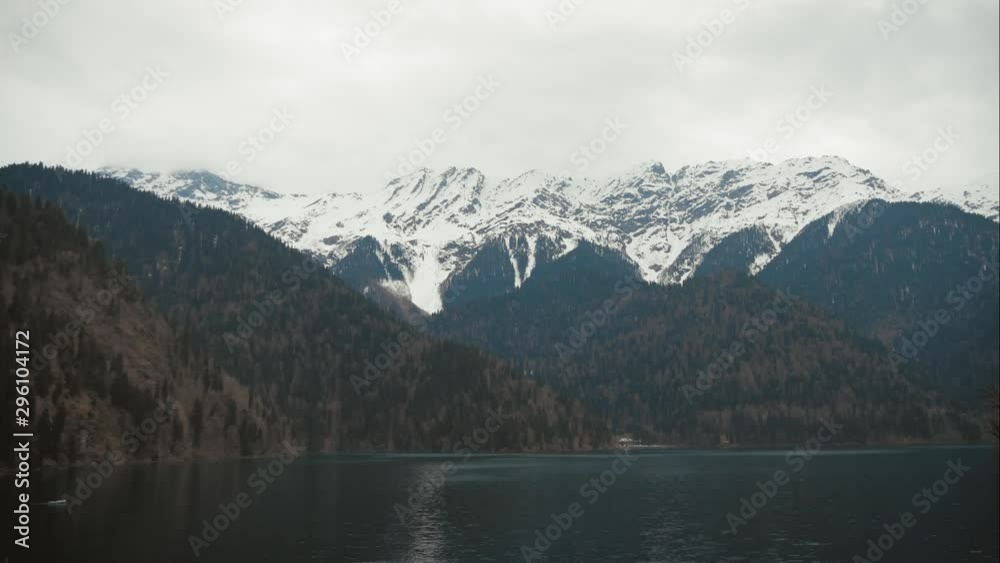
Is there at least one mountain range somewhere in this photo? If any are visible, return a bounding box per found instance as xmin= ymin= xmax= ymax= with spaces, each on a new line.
xmin=1 ymin=159 xmax=996 ymax=465
xmin=99 ymin=159 xmax=999 ymax=314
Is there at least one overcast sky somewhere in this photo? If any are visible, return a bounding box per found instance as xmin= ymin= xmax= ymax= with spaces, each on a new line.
xmin=2 ymin=0 xmax=997 ymax=195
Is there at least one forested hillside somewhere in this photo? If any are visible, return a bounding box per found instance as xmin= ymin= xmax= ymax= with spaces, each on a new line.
xmin=0 ymin=164 xmax=610 ymax=457
xmin=759 ymin=201 xmax=999 ymax=402
xmin=0 ymin=189 xmax=288 ymax=464
xmin=431 ymin=243 xmax=986 ymax=445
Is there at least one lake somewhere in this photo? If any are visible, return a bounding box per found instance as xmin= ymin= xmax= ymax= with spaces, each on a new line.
xmin=28 ymin=445 xmax=998 ymax=562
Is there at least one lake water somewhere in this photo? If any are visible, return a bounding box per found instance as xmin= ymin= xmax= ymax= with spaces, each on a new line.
xmin=27 ymin=446 xmax=998 ymax=562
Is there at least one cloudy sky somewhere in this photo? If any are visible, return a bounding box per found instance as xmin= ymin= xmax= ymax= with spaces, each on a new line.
xmin=2 ymin=0 xmax=997 ymax=195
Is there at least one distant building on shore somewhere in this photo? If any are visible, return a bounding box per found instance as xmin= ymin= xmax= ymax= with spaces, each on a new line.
xmin=616 ymin=435 xmax=640 ymax=449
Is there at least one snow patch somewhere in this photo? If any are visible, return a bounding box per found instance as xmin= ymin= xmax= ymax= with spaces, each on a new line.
xmin=507 ymin=237 xmax=523 ymax=288
xmin=523 ymin=235 xmax=539 ymax=282
xmin=406 ymin=247 xmax=447 ymax=314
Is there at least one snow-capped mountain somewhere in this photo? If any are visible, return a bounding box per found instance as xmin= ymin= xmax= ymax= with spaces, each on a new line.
xmin=98 ymin=158 xmax=996 ymax=314
xmin=98 ymin=168 xmax=314 ymax=225
xmin=577 ymin=156 xmax=902 ymax=283
xmin=908 ymin=172 xmax=999 ymax=222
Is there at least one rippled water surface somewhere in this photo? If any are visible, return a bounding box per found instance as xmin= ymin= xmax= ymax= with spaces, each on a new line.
xmin=30 ymin=445 xmax=999 ymax=562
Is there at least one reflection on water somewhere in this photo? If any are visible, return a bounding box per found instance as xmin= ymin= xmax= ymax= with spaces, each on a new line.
xmin=402 ymin=464 xmax=448 ymax=562
xmin=23 ymin=446 xmax=999 ymax=562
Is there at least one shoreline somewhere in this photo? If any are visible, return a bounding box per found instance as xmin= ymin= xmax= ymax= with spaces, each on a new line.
xmin=3 ymin=439 xmax=993 ymax=475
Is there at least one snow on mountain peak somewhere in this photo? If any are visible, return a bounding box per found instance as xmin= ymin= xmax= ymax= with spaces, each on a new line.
xmin=100 ymin=157 xmax=991 ymax=313
xmin=908 ymin=171 xmax=999 ymax=222
xmin=98 ymin=166 xmax=312 ymax=225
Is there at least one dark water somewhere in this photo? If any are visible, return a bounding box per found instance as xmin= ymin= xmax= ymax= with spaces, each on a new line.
xmin=23 ymin=446 xmax=999 ymax=562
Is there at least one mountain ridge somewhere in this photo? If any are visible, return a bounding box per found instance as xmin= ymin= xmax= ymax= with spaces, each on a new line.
xmin=97 ymin=158 xmax=998 ymax=313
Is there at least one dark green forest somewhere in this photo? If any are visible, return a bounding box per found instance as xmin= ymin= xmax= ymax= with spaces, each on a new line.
xmin=0 ymin=164 xmax=609 ymax=465
xmin=431 ymin=240 xmax=990 ymax=445
xmin=0 ymin=163 xmax=995 ymax=466
xmin=760 ymin=200 xmax=1000 ymax=401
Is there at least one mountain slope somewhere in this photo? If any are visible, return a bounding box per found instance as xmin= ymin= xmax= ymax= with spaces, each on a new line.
xmin=429 ymin=243 xmax=983 ymax=445
xmin=98 ymin=167 xmax=314 ymax=225
xmin=0 ymin=188 xmax=287 ymax=465
xmin=693 ymin=225 xmax=778 ymax=278
xmin=758 ymin=200 xmax=1000 ymax=398
xmin=1 ymin=163 xmax=611 ymax=452
xmin=909 ymin=172 xmax=999 ymax=222
xmin=100 ymin=156 xmax=915 ymax=313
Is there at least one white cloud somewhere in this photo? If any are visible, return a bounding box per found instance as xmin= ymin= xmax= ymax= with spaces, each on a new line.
xmin=1 ymin=0 xmax=997 ymax=194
